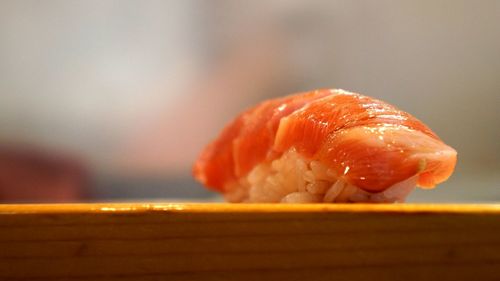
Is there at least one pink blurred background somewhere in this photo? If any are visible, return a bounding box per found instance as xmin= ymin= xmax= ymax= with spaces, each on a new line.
xmin=0 ymin=0 xmax=498 ymax=202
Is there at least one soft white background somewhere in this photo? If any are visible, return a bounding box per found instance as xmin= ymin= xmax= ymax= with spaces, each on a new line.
xmin=0 ymin=0 xmax=498 ymax=202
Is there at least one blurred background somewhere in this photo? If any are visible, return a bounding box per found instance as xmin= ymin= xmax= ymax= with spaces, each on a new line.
xmin=0 ymin=0 xmax=498 ymax=203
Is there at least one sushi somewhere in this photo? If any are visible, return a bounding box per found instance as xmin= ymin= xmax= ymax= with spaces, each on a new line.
xmin=193 ymin=89 xmax=457 ymax=203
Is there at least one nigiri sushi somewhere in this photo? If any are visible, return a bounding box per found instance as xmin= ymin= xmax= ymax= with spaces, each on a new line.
xmin=193 ymin=89 xmax=457 ymax=203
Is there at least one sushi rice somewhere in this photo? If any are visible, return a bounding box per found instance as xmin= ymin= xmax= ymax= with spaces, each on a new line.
xmin=225 ymin=148 xmax=417 ymax=203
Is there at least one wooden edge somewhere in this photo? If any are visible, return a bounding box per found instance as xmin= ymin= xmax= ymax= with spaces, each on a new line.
xmin=0 ymin=202 xmax=499 ymax=280
xmin=0 ymin=203 xmax=499 ymax=215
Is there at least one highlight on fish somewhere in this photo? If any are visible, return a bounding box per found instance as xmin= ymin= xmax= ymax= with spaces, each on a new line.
xmin=193 ymin=89 xmax=457 ymax=203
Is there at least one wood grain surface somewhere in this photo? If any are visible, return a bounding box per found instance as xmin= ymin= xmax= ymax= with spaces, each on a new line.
xmin=0 ymin=203 xmax=499 ymax=280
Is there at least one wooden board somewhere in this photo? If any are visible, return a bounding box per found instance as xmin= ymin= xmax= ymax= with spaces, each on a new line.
xmin=0 ymin=203 xmax=499 ymax=280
